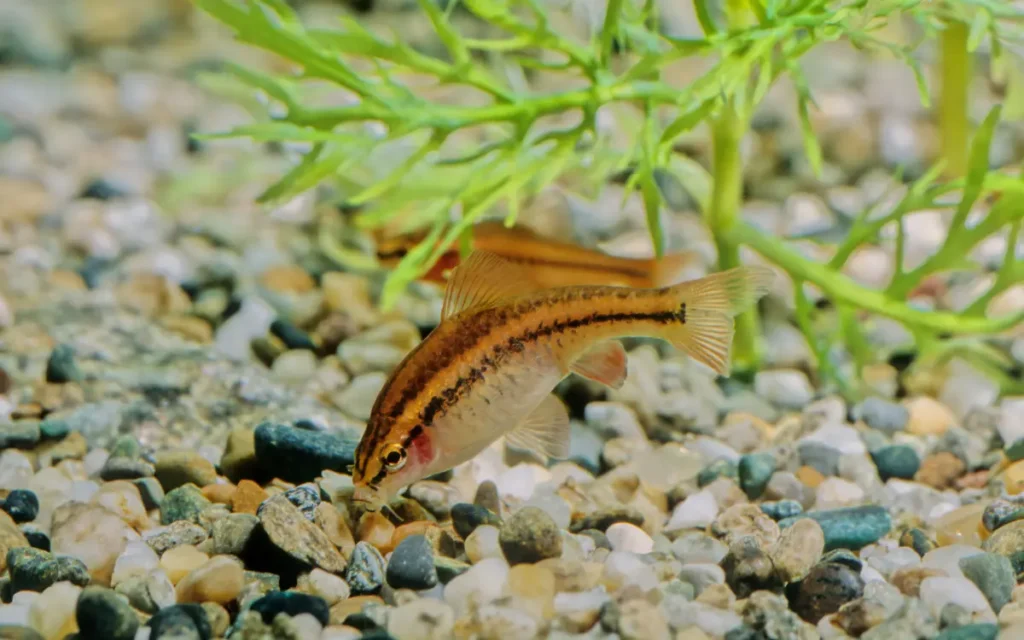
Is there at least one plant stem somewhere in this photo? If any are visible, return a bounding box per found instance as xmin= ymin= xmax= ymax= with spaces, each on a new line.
xmin=709 ymin=100 xmax=761 ymax=370
xmin=732 ymin=222 xmax=1024 ymax=335
xmin=939 ymin=18 xmax=971 ymax=178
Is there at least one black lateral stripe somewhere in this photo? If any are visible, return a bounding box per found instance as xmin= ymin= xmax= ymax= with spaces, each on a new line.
xmin=416 ymin=307 xmax=684 ymax=428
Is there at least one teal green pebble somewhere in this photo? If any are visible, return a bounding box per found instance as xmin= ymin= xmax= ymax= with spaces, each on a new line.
xmin=1006 ymin=438 xmax=1024 ymax=462
xmin=159 ymin=484 xmax=211 ymax=525
xmin=738 ymin=452 xmax=776 ymax=499
xmin=934 ymin=623 xmax=998 ymax=640
xmin=959 ymin=552 xmax=1015 ymax=613
xmin=697 ymin=459 xmax=738 ymax=488
xmin=870 ymin=444 xmax=920 ymax=481
xmin=779 ymin=505 xmax=892 ymax=551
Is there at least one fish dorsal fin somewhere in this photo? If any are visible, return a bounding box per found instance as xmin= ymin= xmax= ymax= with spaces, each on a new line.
xmin=441 ymin=250 xmax=538 ymax=320
xmin=570 ymin=341 xmax=628 ymax=389
xmin=505 ymin=394 xmax=571 ymax=460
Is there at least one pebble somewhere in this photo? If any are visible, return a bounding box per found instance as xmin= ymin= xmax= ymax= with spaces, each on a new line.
xmin=0 ymin=422 xmax=41 ymax=450
xmin=115 ymin=568 xmax=176 ymax=613
xmin=147 ymin=603 xmax=211 ymax=640
xmin=280 ymin=483 xmax=322 ymax=521
xmin=2 ymin=489 xmax=40 ymax=523
xmin=100 ymin=457 xmax=156 ymax=481
xmin=251 ymin=591 xmax=330 ymax=626
xmin=855 ymin=397 xmax=910 ymax=432
xmin=771 ymin=518 xmax=825 ymax=583
xmin=305 ymin=568 xmax=350 ymax=605
xmin=871 ymin=445 xmax=920 ymax=481
xmin=50 ymin=502 xmax=139 ymax=586
xmin=959 ymin=552 xmax=1014 ymax=613
xmin=914 ymin=451 xmax=964 ymax=490
xmin=45 ymin=344 xmax=82 ymax=384
xmin=387 ymin=598 xmax=455 ymax=639
xmin=111 ymin=541 xmax=160 ymax=586
xmin=8 ymin=547 xmax=91 ymax=593
xmin=605 ymin=522 xmax=653 ymax=554
xmin=28 ymin=581 xmax=80 ymax=639
xmin=345 ymin=541 xmax=386 ymax=595
xmin=499 ymin=506 xmax=563 ymax=565
xmin=450 ymin=503 xmax=501 ymax=540
xmin=153 ymin=451 xmax=218 ymax=491
xmin=919 ymin=576 xmax=995 ymax=621
xmin=443 ymin=557 xmax=508 ymax=615
xmin=386 ymin=534 xmax=438 ymax=590
xmin=905 ymin=397 xmax=956 ymax=436
xmin=935 ymin=623 xmax=999 ymax=640
xmin=145 ymin=521 xmax=208 ymax=555
xmin=738 ymin=452 xmax=776 ymax=499
xmin=711 ymin=504 xmax=781 ymax=548
xmin=464 ymin=525 xmax=503 ymax=564
xmin=256 ymin=493 xmax=347 ymax=577
xmin=75 ymin=586 xmax=139 ymax=640
xmin=160 ymin=544 xmax=209 ymax=585
xmin=788 ymin=562 xmax=865 ymax=623
xmin=754 ymin=370 xmax=815 ymax=409
xmin=219 ymin=427 xmax=259 ymax=484
xmin=231 ymin=479 xmax=269 ymax=515
xmin=209 ymin=513 xmax=258 ymax=556
xmin=159 ymin=484 xmax=211 ymax=525
xmin=175 ymin=555 xmax=245 ymax=605
xmin=666 ymin=489 xmax=719 ymax=532
xmin=252 ymin=421 xmax=357 ymax=483
xmin=780 ymin=505 xmax=891 ymax=551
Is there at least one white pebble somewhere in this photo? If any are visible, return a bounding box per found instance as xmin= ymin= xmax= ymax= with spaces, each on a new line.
xmin=814 ymin=477 xmax=865 ymax=510
xmin=0 ymin=449 xmax=34 ymax=491
xmin=521 ymin=492 xmax=571 ymax=530
xmin=112 ymin=541 xmax=161 ymax=586
xmin=665 ymin=489 xmax=719 ymax=532
xmin=803 ymin=424 xmax=867 ymax=456
xmin=307 ymin=568 xmax=350 ymax=606
xmin=0 ymin=603 xmax=31 ymax=627
xmin=606 ymin=523 xmax=653 ymax=555
xmin=603 ymin=551 xmax=658 ymax=593
xmin=919 ymin=576 xmax=995 ymax=621
xmin=29 ymin=581 xmax=81 ymax=639
xmin=443 ymin=557 xmax=508 ymax=616
xmin=921 ymin=545 xmax=983 ymax=581
xmin=388 ymin=598 xmax=455 ymax=640
xmin=464 ymin=525 xmax=503 ymax=564
xmin=495 ymin=464 xmax=551 ymax=501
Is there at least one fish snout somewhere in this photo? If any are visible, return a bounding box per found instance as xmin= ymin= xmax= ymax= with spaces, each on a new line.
xmin=352 ymin=483 xmax=387 ymax=511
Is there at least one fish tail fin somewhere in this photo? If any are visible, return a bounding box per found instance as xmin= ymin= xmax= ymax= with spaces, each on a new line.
xmin=662 ymin=266 xmax=774 ymax=376
xmin=648 ymin=251 xmax=703 ymax=288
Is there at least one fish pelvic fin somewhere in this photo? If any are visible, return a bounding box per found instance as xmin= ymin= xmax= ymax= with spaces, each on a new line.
xmin=505 ymin=394 xmax=571 ymax=460
xmin=570 ymin=340 xmax=628 ymax=389
xmin=664 ymin=265 xmax=774 ymax=376
xmin=648 ymin=251 xmax=703 ymax=288
xmin=441 ymin=250 xmax=539 ymax=320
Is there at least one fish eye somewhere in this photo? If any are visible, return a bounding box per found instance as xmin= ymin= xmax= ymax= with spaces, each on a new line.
xmin=382 ymin=444 xmax=407 ymax=471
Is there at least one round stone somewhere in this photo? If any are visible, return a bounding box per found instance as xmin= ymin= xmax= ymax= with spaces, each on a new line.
xmin=2 ymin=490 xmax=39 ymax=524
xmin=499 ymin=507 xmax=563 ymax=565
xmin=75 ymin=586 xmax=139 ymax=640
xmin=385 ymin=534 xmax=438 ymax=590
xmin=788 ymin=562 xmax=865 ymax=623
xmin=249 ymin=591 xmax=329 ymax=626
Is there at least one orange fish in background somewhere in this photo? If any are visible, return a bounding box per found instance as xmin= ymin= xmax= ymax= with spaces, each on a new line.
xmin=374 ymin=220 xmax=702 ymax=289
xmin=351 ymin=250 xmax=773 ymax=511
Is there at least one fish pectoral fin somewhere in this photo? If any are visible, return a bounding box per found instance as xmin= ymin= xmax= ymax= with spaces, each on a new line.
xmin=441 ymin=250 xmax=539 ymax=320
xmin=569 ymin=341 xmax=628 ymax=389
xmin=505 ymin=394 xmax=571 ymax=460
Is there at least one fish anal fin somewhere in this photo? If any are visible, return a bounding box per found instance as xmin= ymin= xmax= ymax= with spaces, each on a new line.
xmin=570 ymin=341 xmax=628 ymax=389
xmin=441 ymin=250 xmax=539 ymax=320
xmin=505 ymin=394 xmax=571 ymax=460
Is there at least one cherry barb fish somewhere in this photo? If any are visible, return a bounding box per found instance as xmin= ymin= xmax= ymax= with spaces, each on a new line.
xmin=375 ymin=220 xmax=700 ymax=289
xmin=351 ymin=250 xmax=773 ymax=510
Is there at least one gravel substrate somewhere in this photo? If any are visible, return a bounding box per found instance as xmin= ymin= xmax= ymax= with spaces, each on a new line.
xmin=2 ymin=1 xmax=1024 ymax=639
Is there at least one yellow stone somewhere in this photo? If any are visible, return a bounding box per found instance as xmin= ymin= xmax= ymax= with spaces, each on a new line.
xmin=796 ymin=465 xmax=825 ymax=489
xmin=905 ymin=397 xmax=956 ymax=436
xmin=935 ymin=501 xmax=990 ymax=547
xmin=507 ymin=564 xmax=556 ymax=620
xmin=1005 ymin=460 xmax=1024 ymax=495
xmin=160 ymin=545 xmax=210 ymax=585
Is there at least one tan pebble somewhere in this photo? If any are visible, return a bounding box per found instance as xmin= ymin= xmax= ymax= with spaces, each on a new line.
xmin=261 ymin=265 xmax=316 ymax=293
xmin=508 ymin=564 xmax=556 ymax=620
xmin=315 ymin=502 xmax=355 ymax=558
xmin=322 ymin=625 xmax=364 ymax=640
xmin=175 ymin=555 xmax=245 ymax=605
xmin=28 ymin=581 xmax=80 ymax=640
xmin=162 ymin=315 xmax=213 ymax=343
xmin=675 ymin=628 xmax=713 ymax=640
xmin=695 ymin=583 xmax=735 ymax=610
xmin=0 ymin=176 xmax=51 ymax=222
xmin=770 ymin=518 xmax=825 ymax=583
xmin=90 ymin=480 xmax=151 ymax=530
xmin=357 ymin=511 xmax=395 ymax=553
xmin=202 ymin=483 xmax=237 ymax=505
xmin=160 ymin=544 xmax=210 ymax=585
xmin=328 ymin=595 xmax=385 ymax=625
xmin=536 ymin=558 xmax=603 ymax=593
xmin=889 ymin=566 xmax=946 ymax=597
xmin=220 ymin=427 xmax=258 ymax=484
xmin=465 ymin=525 xmax=503 ymax=564
xmin=796 ymin=465 xmax=825 ymax=489
xmin=710 ymin=504 xmax=780 ymax=548
xmin=0 ymin=511 xmax=30 ymax=573
xmin=51 ymin=502 xmax=140 ymax=586
xmin=935 ymin=501 xmax=989 ymax=547
xmin=914 ymin=452 xmax=965 ymax=490
xmin=232 ymin=479 xmax=269 ymax=515
xmin=304 ymin=568 xmax=350 ymax=605
xmin=116 ymin=274 xmax=191 ymax=317
xmin=49 ymin=270 xmax=87 ymax=291
xmin=1004 ymin=460 xmax=1024 ymax=495
xmin=905 ymin=396 xmax=956 ymax=436
xmin=999 ymin=602 xmax=1024 ymax=627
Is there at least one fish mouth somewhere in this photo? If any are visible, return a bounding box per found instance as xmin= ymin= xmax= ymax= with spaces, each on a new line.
xmin=352 ymin=483 xmax=386 ymax=511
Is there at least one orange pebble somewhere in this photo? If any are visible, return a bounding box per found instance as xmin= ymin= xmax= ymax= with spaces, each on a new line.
xmin=232 ymin=480 xmax=269 ymax=515
xmin=202 ymin=483 xmax=237 ymax=505
xmin=796 ymin=465 xmax=825 ymax=489
xmin=391 ymin=521 xmax=441 ymax=550
xmin=357 ymin=511 xmax=396 ymax=553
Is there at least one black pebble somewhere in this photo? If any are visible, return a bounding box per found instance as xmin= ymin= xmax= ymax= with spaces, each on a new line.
xmin=45 ymin=344 xmax=82 ymax=384
xmin=386 ymin=534 xmax=438 ymax=590
xmin=345 ymin=542 xmax=386 ymax=595
xmin=270 ymin=319 xmax=317 ymax=351
xmin=148 ymin=604 xmax=211 ymax=640
xmin=21 ymin=527 xmax=50 ymax=551
xmin=343 ymin=613 xmax=379 ymax=631
xmin=450 ymin=503 xmax=500 ymax=540
xmin=275 ymin=484 xmax=321 ymax=522
xmin=80 ymin=179 xmax=126 ymax=201
xmin=787 ymin=562 xmax=865 ymax=624
xmin=249 ymin=591 xmax=329 ymax=627
xmin=252 ymin=422 xmax=358 ymax=484
xmin=3 ymin=489 xmax=39 ymax=523
xmin=76 ymin=585 xmax=140 ymax=640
